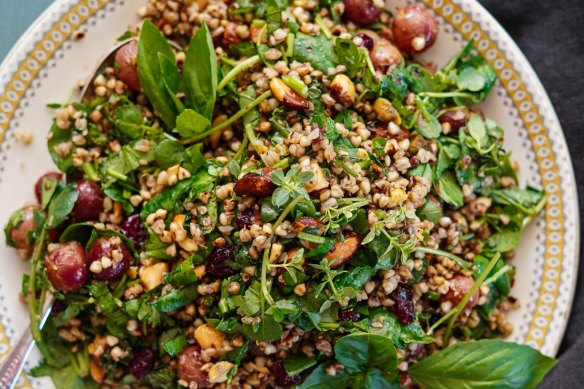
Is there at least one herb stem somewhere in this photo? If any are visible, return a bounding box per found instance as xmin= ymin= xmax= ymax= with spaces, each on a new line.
xmin=297 ymin=232 xmax=326 ymax=244
xmin=181 ymin=91 xmax=272 ymax=145
xmin=418 ymin=91 xmax=473 ymax=99
xmin=443 ymin=253 xmax=501 ymax=342
xmin=82 ymin=162 xmax=99 ymax=181
xmin=261 ymin=196 xmax=303 ymax=309
xmin=217 ymin=55 xmax=261 ymax=91
xmin=415 ymin=246 xmax=472 ymax=269
xmin=315 ymin=16 xmax=332 ymax=39
xmin=28 ymin=227 xmax=47 ymax=342
xmin=483 ymin=264 xmax=511 ymax=285
xmin=232 ymin=132 xmax=249 ymax=163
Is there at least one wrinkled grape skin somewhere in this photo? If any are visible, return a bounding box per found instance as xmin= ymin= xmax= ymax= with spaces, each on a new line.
xmin=392 ymin=5 xmax=438 ymax=53
xmin=34 ymin=171 xmax=63 ymax=203
xmin=115 ymin=40 xmax=141 ymax=91
xmin=177 ymin=345 xmax=210 ymax=387
xmin=9 ymin=206 xmax=38 ymax=253
xmin=130 ymin=348 xmax=156 ymax=380
xmin=45 ymin=241 xmax=88 ymax=292
xmin=71 ymin=180 xmax=104 ymax=222
xmin=88 ymin=237 xmax=132 ymax=281
xmin=343 ymin=0 xmax=382 ymax=25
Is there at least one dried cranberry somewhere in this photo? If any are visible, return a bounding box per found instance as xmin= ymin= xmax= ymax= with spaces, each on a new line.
xmin=120 ymin=215 xmax=148 ymax=247
xmin=71 ymin=180 xmax=104 ymax=222
xmin=339 ymin=309 xmax=361 ymax=322
xmin=272 ymin=360 xmax=301 ymax=386
xmin=355 ymin=33 xmax=375 ymax=51
xmin=88 ymin=237 xmax=132 ymax=281
xmin=390 ymin=283 xmax=415 ymax=324
xmin=130 ymin=348 xmax=156 ymax=380
xmin=206 ymin=246 xmax=236 ymax=277
xmin=235 ymin=210 xmax=256 ymax=229
xmin=34 ymin=171 xmax=63 ymax=203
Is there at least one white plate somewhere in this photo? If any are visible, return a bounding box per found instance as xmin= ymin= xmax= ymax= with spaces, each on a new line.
xmin=0 ymin=0 xmax=578 ymax=387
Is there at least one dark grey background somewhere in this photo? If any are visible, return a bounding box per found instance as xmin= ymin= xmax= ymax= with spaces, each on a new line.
xmin=1 ymin=0 xmax=583 ymax=387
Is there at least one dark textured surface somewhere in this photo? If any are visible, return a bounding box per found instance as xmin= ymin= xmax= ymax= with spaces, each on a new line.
xmin=477 ymin=1 xmax=584 ymax=387
xmin=0 ymin=0 xmax=583 ymax=387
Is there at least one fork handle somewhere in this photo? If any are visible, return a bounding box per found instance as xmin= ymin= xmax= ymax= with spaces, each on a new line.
xmin=0 ymin=327 xmax=35 ymax=389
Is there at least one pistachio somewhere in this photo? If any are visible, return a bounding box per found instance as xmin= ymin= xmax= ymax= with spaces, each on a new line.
xmin=373 ymin=97 xmax=401 ymax=123
xmin=330 ymin=74 xmax=356 ymax=107
xmin=270 ymin=78 xmax=311 ymax=110
xmin=208 ymin=361 xmax=235 ymax=384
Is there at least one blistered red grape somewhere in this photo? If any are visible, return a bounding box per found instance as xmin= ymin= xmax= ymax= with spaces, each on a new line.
xmin=177 ymin=345 xmax=210 ymax=387
xmin=370 ymin=39 xmax=403 ymax=72
xmin=392 ymin=5 xmax=438 ymax=53
xmin=71 ymin=180 xmax=104 ymax=222
xmin=88 ymin=237 xmax=132 ymax=281
xmin=115 ymin=40 xmax=141 ymax=91
xmin=34 ymin=171 xmax=63 ymax=203
xmin=8 ymin=205 xmax=38 ymax=254
xmin=343 ymin=0 xmax=382 ymax=25
xmin=45 ymin=241 xmax=88 ymax=292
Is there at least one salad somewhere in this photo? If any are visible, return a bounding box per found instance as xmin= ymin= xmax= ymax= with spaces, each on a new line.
xmin=4 ymin=0 xmax=557 ymax=388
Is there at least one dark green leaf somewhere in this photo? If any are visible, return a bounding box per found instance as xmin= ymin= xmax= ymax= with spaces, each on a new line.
xmin=160 ymin=328 xmax=188 ymax=356
xmin=417 ymin=198 xmax=443 ymax=223
xmin=298 ymin=363 xmax=352 ymax=389
xmin=293 ymin=33 xmax=338 ymax=72
xmin=184 ymin=23 xmax=217 ymax=119
xmin=137 ymin=20 xmax=179 ymax=128
xmin=435 ymin=172 xmax=464 ymax=207
xmin=334 ymin=333 xmax=398 ymax=374
xmin=284 ymin=356 xmax=317 ymax=376
xmin=152 ymin=285 xmax=199 ymax=312
xmin=456 ymin=67 xmax=486 ymax=92
xmin=114 ymin=104 xmax=143 ymax=140
xmin=360 ymin=308 xmax=434 ymax=349
xmin=47 ymin=184 xmax=79 ymax=228
xmin=176 ymin=109 xmax=211 ymax=138
xmin=155 ymin=138 xmax=186 ymax=169
xmin=408 ymin=339 xmax=557 ymax=389
xmin=241 ymin=315 xmax=282 ymax=341
xmin=165 ymin=256 xmax=199 ymax=286
xmin=47 ymin=121 xmax=73 ymax=171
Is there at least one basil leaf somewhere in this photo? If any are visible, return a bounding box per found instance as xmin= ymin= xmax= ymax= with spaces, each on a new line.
xmin=47 ymin=184 xmax=79 ymax=228
xmin=184 ymin=23 xmax=217 ymax=120
xmin=408 ymin=339 xmax=557 ymax=389
xmin=293 ymin=33 xmax=339 ymax=72
xmin=137 ymin=20 xmax=179 ymax=128
xmin=334 ymin=333 xmax=397 ymax=374
xmin=359 ymin=308 xmax=435 ymax=349
xmin=176 ymin=109 xmax=211 ymax=138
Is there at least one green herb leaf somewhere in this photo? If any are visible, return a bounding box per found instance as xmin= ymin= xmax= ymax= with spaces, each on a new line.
xmin=241 ymin=315 xmax=282 ymax=341
xmin=176 ymin=109 xmax=211 ymax=138
xmin=435 ymin=171 xmax=464 ymax=207
xmin=46 ymin=184 xmax=79 ymax=228
xmin=284 ymin=356 xmax=317 ymax=376
xmin=137 ymin=20 xmax=179 ymax=128
xmin=408 ymin=339 xmax=557 ymax=389
xmin=184 ymin=22 xmax=217 ymax=120
xmin=47 ymin=121 xmax=73 ymax=172
xmin=114 ymin=103 xmax=144 ymax=140
xmin=293 ymin=33 xmax=338 ymax=72
xmin=456 ymin=67 xmax=486 ymax=92
xmin=417 ymin=198 xmax=443 ymax=223
xmin=152 ymin=285 xmax=199 ymax=313
xmin=334 ymin=333 xmax=398 ymax=374
xmin=160 ymin=328 xmax=188 ymax=357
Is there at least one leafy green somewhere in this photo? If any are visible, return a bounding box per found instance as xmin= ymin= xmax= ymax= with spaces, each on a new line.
xmin=46 ymin=184 xmax=79 ymax=228
xmin=293 ymin=33 xmax=338 ymax=72
xmin=114 ymin=103 xmax=144 ymax=140
xmin=155 ymin=139 xmax=186 ymax=169
xmin=31 ymin=358 xmax=98 ymax=389
xmin=417 ymin=198 xmax=443 ymax=223
xmin=408 ymin=339 xmax=557 ymax=389
xmin=489 ymin=186 xmax=546 ymax=216
xmin=160 ymin=328 xmax=188 ymax=356
xmin=152 ymin=285 xmax=199 ymax=313
xmin=176 ymin=108 xmax=211 ymax=138
xmin=184 ymin=23 xmax=217 ymax=120
xmin=241 ymin=315 xmax=282 ymax=341
xmin=284 ymin=356 xmax=317 ymax=376
xmin=47 ymin=121 xmax=73 ymax=171
xmin=435 ymin=171 xmax=464 ymax=207
xmin=87 ymin=282 xmax=129 ymax=337
xmin=137 ymin=20 xmax=179 ymax=128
